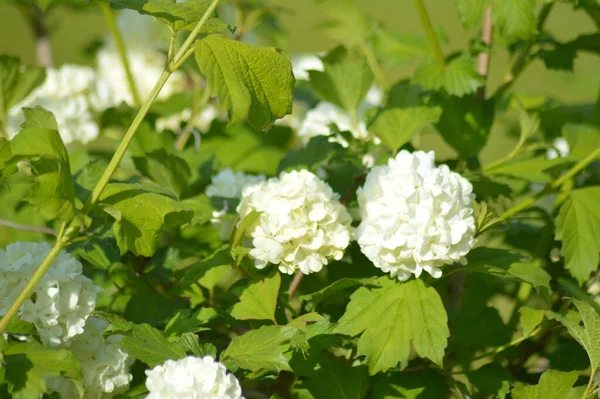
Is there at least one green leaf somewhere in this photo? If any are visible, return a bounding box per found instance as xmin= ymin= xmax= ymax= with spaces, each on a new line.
xmin=433 ymin=94 xmax=493 ymax=157
xmin=369 ymin=106 xmax=442 ymax=153
xmin=373 ymin=29 xmax=432 ymax=65
xmin=555 ymin=187 xmax=600 ymax=284
xmin=456 ymin=0 xmax=491 ymax=28
xmin=466 ymin=247 xmax=552 ymax=292
xmin=555 ymin=299 xmax=600 ymax=374
xmin=277 ymin=136 xmax=344 ymax=174
xmin=299 ymin=355 xmax=370 ymax=399
xmin=132 ymin=149 xmax=191 ymax=197
xmin=0 ymin=55 xmax=45 ymax=113
xmin=121 ymin=323 xmax=187 ymax=367
xmin=231 ymin=271 xmax=281 ymax=321
xmin=492 ymin=0 xmax=537 ymax=40
xmin=563 ymin=123 xmax=600 ymax=161
xmin=221 ymin=325 xmax=305 ymax=372
xmin=468 ymin=363 xmax=512 ymax=397
xmin=98 ymin=182 xmax=193 ymax=256
xmin=180 ymin=194 xmax=214 ymax=226
xmin=195 ymin=34 xmax=294 ymax=131
xmin=486 ymin=156 xmax=569 ymax=182
xmin=102 ymin=0 xmax=228 ymax=32
xmin=370 ymin=369 xmax=449 ymax=399
xmin=334 ymin=279 xmax=449 ymax=374
xmin=308 ymin=46 xmax=374 ymax=113
xmin=519 ymin=307 xmax=546 ymax=336
xmin=299 ymin=277 xmax=380 ymax=309
xmin=164 ymin=308 xmax=218 ymax=337
xmin=8 ymin=107 xmax=76 ymax=221
xmin=315 ymin=0 xmax=372 ymax=46
xmin=413 ymin=55 xmax=482 ymax=97
xmin=177 ymin=333 xmax=217 ymax=358
xmin=511 ymin=370 xmax=579 ymax=399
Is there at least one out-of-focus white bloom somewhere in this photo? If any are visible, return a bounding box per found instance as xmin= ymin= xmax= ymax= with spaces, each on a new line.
xmin=97 ymin=10 xmax=187 ymax=106
xmin=298 ymin=86 xmax=383 ymax=146
xmin=547 ymin=137 xmax=570 ymax=159
xmin=156 ymin=105 xmax=220 ymax=133
xmin=7 ymin=65 xmax=109 ymax=144
xmin=237 ymin=169 xmax=352 ymax=274
xmin=0 ymin=242 xmax=100 ymax=345
xmin=356 ymin=151 xmax=476 ymax=281
xmin=206 ymin=169 xmax=266 ymax=240
xmin=291 ymin=54 xmax=324 ymax=81
xmin=145 ymin=355 xmax=243 ymax=399
xmin=47 ymin=318 xmax=133 ymax=399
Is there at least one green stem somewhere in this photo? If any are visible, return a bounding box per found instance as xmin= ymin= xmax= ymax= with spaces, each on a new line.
xmin=0 ymin=76 xmax=8 ymax=139
xmin=414 ymin=0 xmax=445 ymax=65
xmin=0 ymin=224 xmax=67 ymax=333
xmin=594 ymin=79 xmax=600 ymax=125
xmin=500 ymin=146 xmax=600 ymax=220
xmin=360 ymin=43 xmax=389 ymax=91
xmin=496 ymin=3 xmax=553 ymax=96
xmin=100 ymin=3 xmax=141 ymax=107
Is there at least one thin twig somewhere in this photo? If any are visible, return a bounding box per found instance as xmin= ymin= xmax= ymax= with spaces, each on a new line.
xmin=0 ymin=218 xmax=58 ymax=236
xmin=28 ymin=5 xmax=53 ymax=67
xmin=288 ymin=272 xmax=304 ymax=300
xmin=476 ymin=5 xmax=493 ymax=102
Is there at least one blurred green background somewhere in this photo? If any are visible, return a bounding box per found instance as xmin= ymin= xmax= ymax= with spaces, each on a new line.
xmin=0 ymin=0 xmax=597 ymax=162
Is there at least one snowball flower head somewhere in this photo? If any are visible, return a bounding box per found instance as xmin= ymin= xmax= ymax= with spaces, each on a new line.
xmin=356 ymin=151 xmax=476 ymax=281
xmin=237 ymin=169 xmax=352 ymax=274
xmin=206 ymin=169 xmax=266 ymax=200
xmin=145 ymin=355 xmax=243 ymax=399
xmin=298 ymin=86 xmax=383 ymax=146
xmin=47 ymin=317 xmax=133 ymax=398
xmin=7 ymin=65 xmax=109 ymax=144
xmin=0 ymin=242 xmax=100 ymax=345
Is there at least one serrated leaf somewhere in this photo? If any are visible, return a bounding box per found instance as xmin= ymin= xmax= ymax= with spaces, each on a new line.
xmin=308 ymin=46 xmax=373 ymax=113
xmin=0 ymin=55 xmax=45 ymax=112
xmin=8 ymin=107 xmax=76 ymax=221
xmin=299 ymin=355 xmax=370 ymax=399
xmin=519 ymin=307 xmax=546 ymax=336
xmin=231 ymin=271 xmax=281 ymax=321
xmin=487 ymin=155 xmax=569 ymax=182
xmin=555 ymin=187 xmax=600 ymax=284
xmin=132 ymin=149 xmax=191 ymax=197
xmin=195 ymin=34 xmax=294 ymax=131
xmin=369 ymin=106 xmax=442 ymax=152
xmin=556 ymin=300 xmax=600 ymax=374
xmin=563 ymin=123 xmax=600 ymax=161
xmin=433 ymin=93 xmax=493 ymax=157
xmin=511 ymin=370 xmax=579 ymax=399
xmin=413 ymin=55 xmax=482 ymax=97
xmin=177 ymin=333 xmax=217 ymax=358
xmin=299 ymin=277 xmax=380 ymax=309
xmin=334 ymin=279 xmax=449 ymax=374
xmin=121 ymin=323 xmax=186 ymax=367
xmin=164 ymin=308 xmax=218 ymax=337
xmin=493 ymin=0 xmax=537 ymax=40
xmin=221 ymin=325 xmax=305 ymax=372
xmin=315 ymin=0 xmax=372 ymax=46
xmin=456 ymin=0 xmax=491 ymax=28
xmin=98 ymin=182 xmax=192 ymax=256
xmin=102 ymin=0 xmax=228 ymax=32
xmin=373 ymin=29 xmax=432 ymax=65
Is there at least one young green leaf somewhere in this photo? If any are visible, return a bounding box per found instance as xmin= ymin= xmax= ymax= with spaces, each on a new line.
xmin=299 ymin=277 xmax=380 ymax=309
xmin=486 ymin=155 xmax=569 ymax=182
xmin=121 ymin=323 xmax=187 ymax=367
xmin=369 ymin=106 xmax=442 ymax=153
xmin=8 ymin=107 xmax=76 ymax=221
xmin=230 ymin=271 xmax=281 ymax=322
xmin=334 ymin=279 xmax=449 ymax=374
xmin=177 ymin=333 xmax=217 ymax=358
xmin=101 ymin=0 xmax=228 ymax=32
xmin=563 ymin=123 xmax=600 ymax=161
xmin=455 ymin=0 xmax=490 ymax=29
xmin=519 ymin=307 xmax=546 ymax=337
xmin=413 ymin=55 xmax=482 ymax=97
xmin=0 ymin=55 xmax=45 ymax=117
xmin=373 ymin=30 xmax=432 ymax=65
xmin=195 ymin=34 xmax=294 ymax=131
xmin=315 ymin=0 xmax=372 ymax=47
xmin=221 ymin=325 xmax=305 ymax=372
xmin=511 ymin=370 xmax=579 ymax=399
xmin=98 ymin=182 xmax=193 ymax=257
xmin=308 ymin=46 xmax=374 ymax=113
xmin=555 ymin=187 xmax=600 ymax=285
xmin=492 ymin=0 xmax=537 ymax=40
xmin=132 ymin=149 xmax=191 ymax=197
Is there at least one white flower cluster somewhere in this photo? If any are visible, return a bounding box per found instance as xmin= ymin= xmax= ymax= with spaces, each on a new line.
xmin=356 ymin=151 xmax=476 ymax=281
xmin=206 ymin=169 xmax=266 ymax=240
xmin=0 ymin=242 xmax=100 ymax=345
xmin=97 ymin=10 xmax=187 ymax=106
xmin=145 ymin=356 xmax=243 ymax=399
xmin=298 ymin=85 xmax=383 ymax=146
xmin=7 ymin=65 xmax=110 ymax=144
xmin=237 ymin=169 xmax=352 ymax=274
xmin=47 ymin=318 xmax=133 ymax=399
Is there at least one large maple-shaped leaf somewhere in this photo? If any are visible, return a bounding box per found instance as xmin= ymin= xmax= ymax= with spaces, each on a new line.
xmin=334 ymin=279 xmax=449 ymax=374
